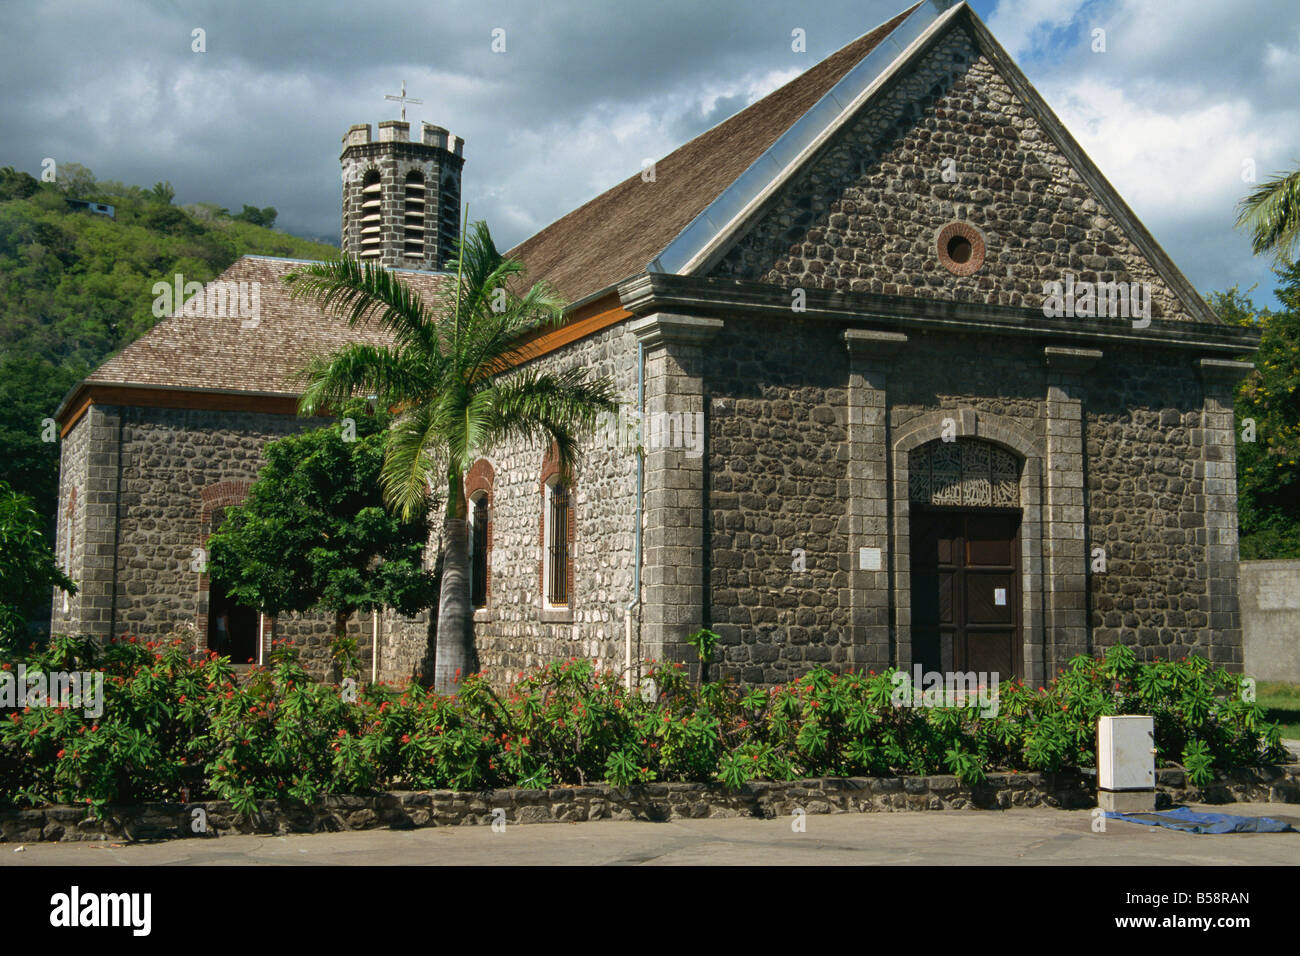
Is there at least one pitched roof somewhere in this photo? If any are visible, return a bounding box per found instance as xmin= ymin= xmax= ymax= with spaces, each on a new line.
xmin=506 ymin=4 xmax=919 ymax=304
xmin=83 ymin=256 xmax=449 ymax=394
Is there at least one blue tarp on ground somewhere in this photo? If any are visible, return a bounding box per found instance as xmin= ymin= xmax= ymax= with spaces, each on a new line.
xmin=1105 ymin=807 xmax=1297 ymax=833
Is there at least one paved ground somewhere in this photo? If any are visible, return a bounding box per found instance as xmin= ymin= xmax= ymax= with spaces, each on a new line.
xmin=5 ymin=802 xmax=1298 ymax=865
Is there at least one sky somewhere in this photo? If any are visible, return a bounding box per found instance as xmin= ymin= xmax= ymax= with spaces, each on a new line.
xmin=2 ymin=0 xmax=1297 ymax=307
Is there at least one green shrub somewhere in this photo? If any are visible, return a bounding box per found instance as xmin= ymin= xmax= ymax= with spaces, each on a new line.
xmin=0 ymin=636 xmax=1287 ymax=815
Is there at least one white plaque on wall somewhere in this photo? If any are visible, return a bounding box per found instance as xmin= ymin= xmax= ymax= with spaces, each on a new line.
xmin=859 ymin=547 xmax=882 ymax=571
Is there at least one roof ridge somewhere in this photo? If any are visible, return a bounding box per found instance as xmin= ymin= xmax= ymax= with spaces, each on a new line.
xmin=504 ymin=3 xmax=921 ymax=303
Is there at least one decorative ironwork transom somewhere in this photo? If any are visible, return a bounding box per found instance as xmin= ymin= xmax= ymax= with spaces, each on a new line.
xmin=909 ymin=439 xmax=1020 ymax=508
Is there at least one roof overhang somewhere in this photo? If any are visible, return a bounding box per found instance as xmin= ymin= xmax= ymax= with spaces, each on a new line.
xmin=55 ymin=382 xmax=307 ymax=435
xmin=618 ymin=272 xmax=1260 ymax=357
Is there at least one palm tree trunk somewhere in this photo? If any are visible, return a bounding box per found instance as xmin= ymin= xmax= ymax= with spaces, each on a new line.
xmin=433 ymin=470 xmax=474 ymax=692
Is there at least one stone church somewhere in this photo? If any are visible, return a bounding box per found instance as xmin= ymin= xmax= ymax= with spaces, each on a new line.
xmin=52 ymin=0 xmax=1259 ymax=687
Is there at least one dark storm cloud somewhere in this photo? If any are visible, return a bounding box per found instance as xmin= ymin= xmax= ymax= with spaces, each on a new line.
xmin=1 ymin=0 xmax=1296 ymax=306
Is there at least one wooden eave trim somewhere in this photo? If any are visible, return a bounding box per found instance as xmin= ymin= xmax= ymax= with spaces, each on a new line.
xmin=59 ymin=384 xmax=303 ymax=436
xmin=511 ymin=292 xmax=631 ymax=363
xmin=58 ymin=292 xmax=633 ymax=435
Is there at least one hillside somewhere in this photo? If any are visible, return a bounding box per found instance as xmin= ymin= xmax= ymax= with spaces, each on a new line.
xmin=0 ymin=164 xmax=338 ymax=624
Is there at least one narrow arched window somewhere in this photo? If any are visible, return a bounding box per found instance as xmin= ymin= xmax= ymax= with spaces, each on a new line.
xmin=359 ymin=169 xmax=382 ymax=259
xmin=543 ymin=478 xmax=571 ymax=608
xmin=470 ymin=493 xmax=489 ymax=609
xmin=439 ymin=171 xmax=459 ymax=260
xmin=404 ymin=170 xmax=425 ymax=259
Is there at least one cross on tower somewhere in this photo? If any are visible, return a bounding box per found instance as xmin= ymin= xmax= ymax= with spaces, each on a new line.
xmin=384 ymin=81 xmax=423 ymax=123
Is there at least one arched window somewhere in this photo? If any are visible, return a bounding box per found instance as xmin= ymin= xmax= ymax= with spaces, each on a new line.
xmin=465 ymin=460 xmax=494 ymax=613
xmin=61 ymin=489 xmax=76 ymax=614
xmin=543 ymin=478 xmax=571 ymax=608
xmin=439 ymin=171 xmax=459 ymax=260
xmin=205 ymin=507 xmax=259 ymax=664
xmin=359 ymin=169 xmax=383 ymax=260
xmin=538 ymin=445 xmax=574 ymax=618
xmin=404 ymin=170 xmax=425 ymax=259
xmin=908 ymin=438 xmax=1021 ymax=508
xmin=198 ymin=480 xmax=262 ymax=666
xmin=469 ymin=493 xmax=489 ymax=609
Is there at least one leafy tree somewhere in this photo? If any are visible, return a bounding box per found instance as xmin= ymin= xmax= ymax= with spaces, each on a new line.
xmin=0 ymin=354 xmax=83 ymax=523
xmin=1236 ymin=165 xmax=1300 ymax=262
xmin=1209 ymin=268 xmax=1300 ymax=558
xmin=0 ymin=163 xmax=340 ymax=603
xmin=233 ymin=204 xmax=277 ymax=228
xmin=54 ymin=162 xmax=97 ymax=199
xmin=150 ymin=181 xmax=176 ymax=205
xmin=0 ymin=480 xmax=75 ymax=651
xmin=204 ymin=404 xmax=439 ymax=674
xmin=287 ymin=220 xmax=619 ymax=691
xmin=0 ymin=167 xmax=39 ymax=202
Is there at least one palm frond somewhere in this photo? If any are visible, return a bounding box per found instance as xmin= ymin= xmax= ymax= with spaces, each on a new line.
xmin=379 ymin=403 xmax=444 ymax=521
xmin=285 ymin=257 xmax=439 ymax=352
xmin=486 ymin=367 xmax=621 ymax=476
xmin=294 ymin=343 xmax=431 ymax=417
xmin=1236 ymin=166 xmax=1300 ymax=261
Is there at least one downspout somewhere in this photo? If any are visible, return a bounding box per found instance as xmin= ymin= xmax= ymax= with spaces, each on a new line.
xmin=624 ymin=340 xmax=644 ymax=690
xmin=371 ymin=610 xmax=380 ymax=684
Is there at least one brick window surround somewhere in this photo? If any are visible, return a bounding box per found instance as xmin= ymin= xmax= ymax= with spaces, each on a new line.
xmin=538 ymin=444 xmax=575 ymax=624
xmin=465 ymin=459 xmax=494 ymax=621
xmin=936 ymin=221 xmax=987 ymax=276
xmin=196 ymin=480 xmax=270 ymax=665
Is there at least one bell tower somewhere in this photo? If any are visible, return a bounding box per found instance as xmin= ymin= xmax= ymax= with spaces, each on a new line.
xmin=340 ymin=120 xmax=465 ymax=271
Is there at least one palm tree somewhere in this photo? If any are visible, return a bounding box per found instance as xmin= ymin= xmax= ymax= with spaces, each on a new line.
xmin=1236 ymin=165 xmax=1300 ymax=262
xmin=286 ymin=220 xmax=619 ymax=691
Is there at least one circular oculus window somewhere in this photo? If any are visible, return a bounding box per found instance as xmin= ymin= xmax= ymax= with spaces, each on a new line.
xmin=936 ymin=222 xmax=986 ymax=276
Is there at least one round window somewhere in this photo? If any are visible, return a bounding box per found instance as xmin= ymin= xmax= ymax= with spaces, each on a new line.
xmin=936 ymin=222 xmax=986 ymax=276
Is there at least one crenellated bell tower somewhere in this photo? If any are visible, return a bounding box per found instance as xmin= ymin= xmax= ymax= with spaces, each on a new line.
xmin=340 ymin=120 xmax=465 ymax=271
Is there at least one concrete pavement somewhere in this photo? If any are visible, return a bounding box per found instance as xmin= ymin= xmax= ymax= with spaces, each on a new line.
xmin=5 ymin=802 xmax=1298 ymax=865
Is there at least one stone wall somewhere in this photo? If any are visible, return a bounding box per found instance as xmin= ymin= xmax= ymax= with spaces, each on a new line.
xmin=702 ymin=315 xmax=1230 ymax=684
xmin=59 ymin=404 xmax=379 ymax=680
xmin=1084 ymin=350 xmax=1222 ymax=662
xmin=452 ymin=321 xmax=640 ymax=685
xmin=710 ymin=22 xmax=1190 ymax=322
xmin=6 ymin=763 xmax=1296 ymax=843
xmin=50 ymin=410 xmax=91 ymax=634
xmin=706 ymin=318 xmax=853 ymax=683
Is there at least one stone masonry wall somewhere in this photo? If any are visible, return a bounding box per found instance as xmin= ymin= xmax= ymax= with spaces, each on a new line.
xmin=706 ymin=316 xmax=1224 ymax=683
xmin=468 ymin=321 xmax=639 ymax=685
xmin=6 ymin=763 xmax=1296 ymax=843
xmin=1085 ymin=350 xmax=1218 ymax=662
xmin=710 ymin=22 xmax=1191 ymax=322
xmin=104 ymin=405 xmax=375 ymax=679
xmin=50 ymin=411 xmax=90 ymax=634
xmin=707 ymin=319 xmax=852 ymax=683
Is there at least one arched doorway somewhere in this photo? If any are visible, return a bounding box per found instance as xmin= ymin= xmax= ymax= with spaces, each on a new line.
xmin=908 ymin=438 xmax=1023 ymax=681
xmin=202 ymin=504 xmax=260 ymax=666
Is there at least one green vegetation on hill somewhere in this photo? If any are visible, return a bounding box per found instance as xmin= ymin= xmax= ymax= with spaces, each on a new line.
xmin=0 ymin=163 xmax=338 ymax=630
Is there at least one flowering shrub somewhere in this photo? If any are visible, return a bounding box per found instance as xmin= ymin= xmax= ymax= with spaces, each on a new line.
xmin=0 ymin=636 xmax=1286 ymax=815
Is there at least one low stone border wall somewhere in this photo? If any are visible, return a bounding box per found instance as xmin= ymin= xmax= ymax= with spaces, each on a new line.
xmin=4 ymin=763 xmax=1297 ymax=843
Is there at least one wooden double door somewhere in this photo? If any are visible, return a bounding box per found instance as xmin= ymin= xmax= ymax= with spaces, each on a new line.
xmin=910 ymin=508 xmax=1021 ymax=682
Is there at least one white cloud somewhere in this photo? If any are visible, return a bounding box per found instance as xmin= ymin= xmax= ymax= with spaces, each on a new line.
xmin=989 ymin=0 xmax=1300 ymax=303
